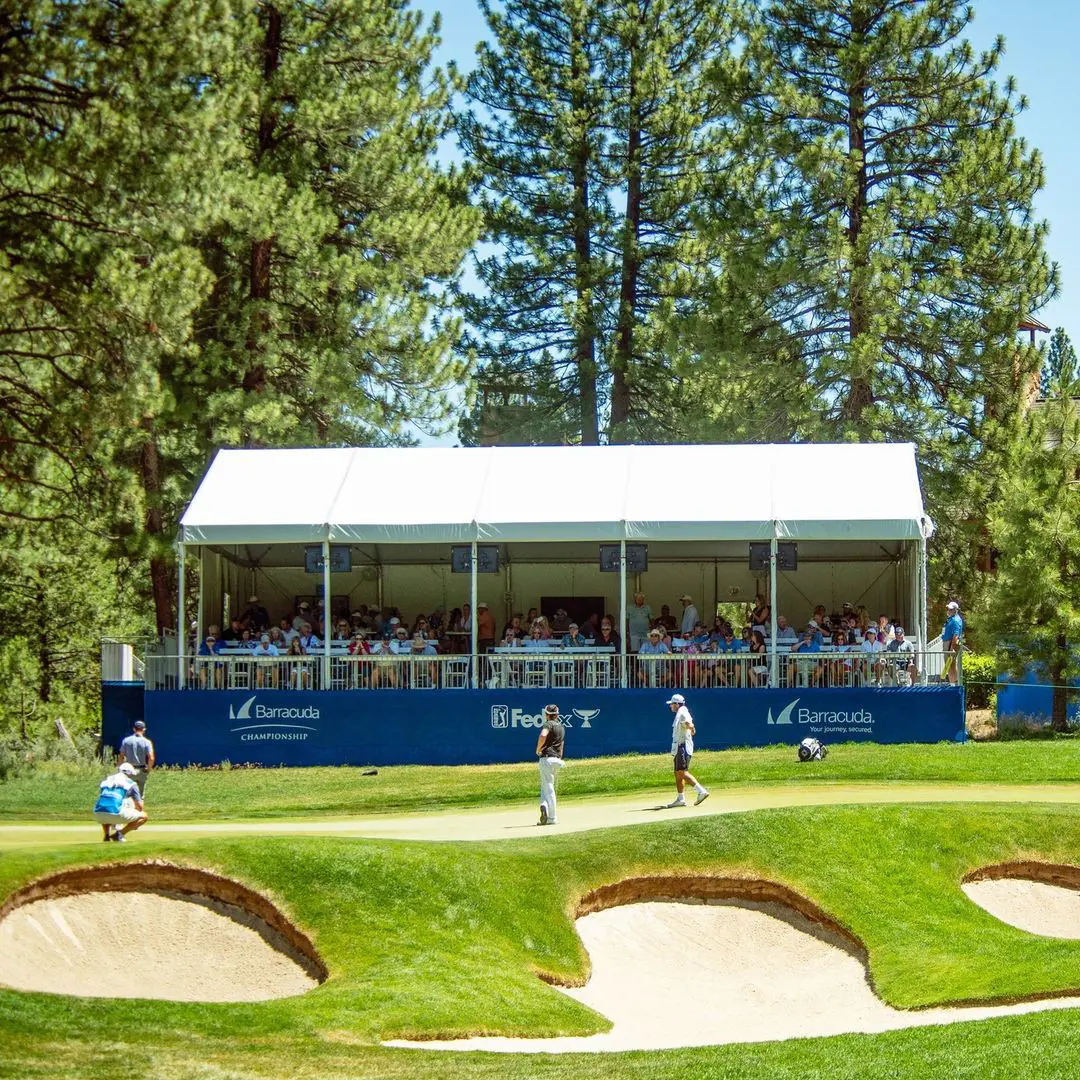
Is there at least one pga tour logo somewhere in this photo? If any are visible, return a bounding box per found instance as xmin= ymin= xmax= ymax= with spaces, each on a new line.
xmin=766 ymin=698 xmax=873 ymax=726
xmin=228 ymin=694 xmax=320 ymax=741
xmin=491 ymin=705 xmax=599 ymax=729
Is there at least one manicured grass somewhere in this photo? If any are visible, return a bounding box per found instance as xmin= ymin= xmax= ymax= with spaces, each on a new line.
xmin=5 ymin=804 xmax=1080 ymax=1077
xmin=6 ymin=739 xmax=1080 ymax=822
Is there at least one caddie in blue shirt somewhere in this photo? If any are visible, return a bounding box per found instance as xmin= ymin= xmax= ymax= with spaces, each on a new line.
xmin=93 ymin=763 xmax=148 ymax=842
xmin=941 ymin=600 xmax=964 ymax=684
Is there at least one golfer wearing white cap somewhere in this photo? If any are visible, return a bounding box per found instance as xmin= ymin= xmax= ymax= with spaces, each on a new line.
xmin=665 ymin=694 xmax=709 ymax=808
xmin=92 ymin=762 xmax=148 ymax=842
xmin=536 ymin=704 xmax=565 ymax=825
xmin=942 ymin=601 xmax=964 ymax=684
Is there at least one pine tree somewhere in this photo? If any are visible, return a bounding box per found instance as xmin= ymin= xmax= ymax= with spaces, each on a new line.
xmin=983 ymin=372 xmax=1080 ymax=731
xmin=1043 ymin=328 xmax=1078 ymax=392
xmin=458 ymin=0 xmax=611 ymax=445
xmin=459 ymin=0 xmax=743 ymax=445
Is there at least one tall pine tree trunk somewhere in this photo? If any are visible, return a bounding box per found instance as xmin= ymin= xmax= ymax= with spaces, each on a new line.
xmin=141 ymin=424 xmax=173 ymax=634
xmin=245 ymin=3 xmax=282 ymax=402
xmin=842 ymin=32 xmax=872 ymax=425
xmin=571 ymin=13 xmax=599 ymax=446
xmin=36 ymin=584 xmax=51 ymax=702
xmin=611 ymin=15 xmax=641 ymax=442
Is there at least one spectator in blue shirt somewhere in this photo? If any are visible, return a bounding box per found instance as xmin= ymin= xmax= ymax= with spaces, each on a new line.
xmin=637 ymin=627 xmax=671 ymax=687
xmin=788 ymin=621 xmax=824 ymax=687
xmin=941 ymin=601 xmax=964 ymax=684
xmin=563 ymin=623 xmax=590 ymax=648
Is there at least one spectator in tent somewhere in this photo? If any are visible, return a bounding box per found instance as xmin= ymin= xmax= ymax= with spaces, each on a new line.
xmin=501 ymin=624 xmax=522 ymax=648
xmin=876 ymin=613 xmax=895 ymax=644
xmin=460 ymin=603 xmax=472 ymax=638
xmin=279 ymin=617 xmax=299 ymax=648
xmin=679 ymin=594 xmax=699 ymax=635
xmin=883 ymin=625 xmax=917 ymax=685
xmin=627 ymin=592 xmax=653 ymax=653
xmin=412 ymin=614 xmax=435 ymax=640
xmin=813 ymin=605 xmax=832 ymax=632
xmin=714 ymin=625 xmax=744 ymax=687
xmin=751 ymin=594 xmax=769 ymax=625
xmin=502 ymin=613 xmax=525 ymax=641
xmin=563 ymin=622 xmax=589 ymax=648
xmin=526 ymin=607 xmax=539 ymax=626
xmin=298 ymin=622 xmax=321 ymax=652
xmin=285 ymin=636 xmax=312 ymax=689
xmin=476 ymin=602 xmax=497 ymax=652
xmin=367 ymin=632 xmax=396 ymax=688
xmin=221 ymin=617 xmax=244 ymax=643
xmin=595 ymin=617 xmax=620 ymax=651
xmin=253 ymin=633 xmax=280 ymax=688
xmin=268 ymin=626 xmax=286 ymax=650
xmin=535 ymin=614 xmax=555 ymax=639
xmin=292 ymin=601 xmax=312 ymax=631
xmin=637 ymin=627 xmax=671 ymax=687
xmin=828 ymin=627 xmax=853 ymax=687
xmin=789 ymin=621 xmax=824 ymax=687
xmin=657 ymin=605 xmax=677 ymax=633
xmin=579 ymin=612 xmax=599 ymax=639
xmin=748 ymin=630 xmax=770 ymax=687
xmin=774 ymin=615 xmax=798 ymax=643
xmin=859 ymin=625 xmax=884 ymax=685
xmin=238 ymin=628 xmax=255 ymax=650
xmin=551 ymin=607 xmax=571 ymax=633
xmin=332 ymin=618 xmax=352 ymax=643
xmin=856 ymin=606 xmax=871 ymax=636
xmin=243 ymin=595 xmax=270 ymax=632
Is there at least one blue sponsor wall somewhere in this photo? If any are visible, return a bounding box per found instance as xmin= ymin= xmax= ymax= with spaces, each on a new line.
xmin=997 ymin=666 xmax=1080 ymax=726
xmin=105 ymin=686 xmax=966 ymax=767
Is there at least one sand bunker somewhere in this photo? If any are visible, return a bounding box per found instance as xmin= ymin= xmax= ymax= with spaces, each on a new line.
xmin=0 ymin=863 xmax=325 ymax=1002
xmin=964 ymin=862 xmax=1080 ymax=939
xmin=389 ymin=876 xmax=1080 ymax=1053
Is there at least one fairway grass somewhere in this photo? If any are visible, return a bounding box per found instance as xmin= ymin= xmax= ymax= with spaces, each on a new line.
xmin=6 ymin=739 xmax=1080 ymax=823
xmin=5 ymin=803 xmax=1080 ymax=1078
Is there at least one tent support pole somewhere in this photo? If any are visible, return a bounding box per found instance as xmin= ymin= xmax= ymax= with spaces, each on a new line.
xmin=919 ymin=532 xmax=929 ymax=652
xmin=195 ymin=548 xmax=203 ymax=666
xmin=177 ymin=541 xmax=186 ymax=689
xmin=322 ymin=540 xmax=331 ymax=689
xmin=769 ymin=531 xmax=778 ymax=688
xmin=619 ymin=538 xmax=627 ymax=688
xmin=470 ymin=540 xmax=479 ymax=688
xmin=909 ymin=542 xmax=918 ymax=645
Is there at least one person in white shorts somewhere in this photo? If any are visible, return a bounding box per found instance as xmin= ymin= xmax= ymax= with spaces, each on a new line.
xmin=536 ymin=704 xmax=565 ymax=826
xmin=665 ymin=693 xmax=709 ymax=808
xmin=92 ymin=762 xmax=148 ymax=842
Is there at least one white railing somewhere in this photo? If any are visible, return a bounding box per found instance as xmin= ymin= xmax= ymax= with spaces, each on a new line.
xmin=145 ymin=648 xmax=952 ymax=692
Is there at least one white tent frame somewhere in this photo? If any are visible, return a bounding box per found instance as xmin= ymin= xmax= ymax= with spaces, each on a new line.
xmin=176 ymin=444 xmax=934 ymax=689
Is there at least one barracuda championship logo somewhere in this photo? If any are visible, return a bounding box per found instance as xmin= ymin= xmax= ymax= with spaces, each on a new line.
xmin=766 ymin=697 xmax=873 ymax=728
xmin=490 ymin=706 xmax=598 ymax=729
xmin=228 ymin=695 xmax=320 ymax=741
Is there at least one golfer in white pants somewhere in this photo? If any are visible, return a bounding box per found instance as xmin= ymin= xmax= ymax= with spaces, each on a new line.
xmin=536 ymin=703 xmax=565 ymax=826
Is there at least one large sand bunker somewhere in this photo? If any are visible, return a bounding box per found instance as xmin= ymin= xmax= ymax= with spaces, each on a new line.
xmin=389 ymin=876 xmax=1080 ymax=1053
xmin=0 ymin=862 xmax=326 ymax=1002
xmin=963 ymin=862 xmax=1080 ymax=939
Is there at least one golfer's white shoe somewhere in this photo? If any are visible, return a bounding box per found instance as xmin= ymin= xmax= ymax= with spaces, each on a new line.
xmin=665 ymin=796 xmax=687 ymax=808
xmin=695 ymin=789 xmax=710 ymax=806
xmin=539 ymin=802 xmax=549 ymax=825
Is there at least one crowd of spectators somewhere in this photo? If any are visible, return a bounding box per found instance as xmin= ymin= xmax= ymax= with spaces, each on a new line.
xmin=191 ymin=592 xmax=920 ymax=689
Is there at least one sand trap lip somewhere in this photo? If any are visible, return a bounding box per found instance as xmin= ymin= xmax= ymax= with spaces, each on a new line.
xmin=964 ymin=861 xmax=1080 ymax=939
xmin=0 ymin=862 xmax=326 ymax=1002
xmin=388 ymin=875 xmax=1080 ymax=1053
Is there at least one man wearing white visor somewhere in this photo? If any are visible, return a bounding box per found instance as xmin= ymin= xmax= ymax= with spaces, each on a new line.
xmin=665 ymin=693 xmax=709 ymax=808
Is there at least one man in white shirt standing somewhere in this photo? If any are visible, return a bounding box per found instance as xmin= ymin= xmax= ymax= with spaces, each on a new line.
xmin=678 ymin=595 xmax=699 ymax=636
xmin=665 ymin=693 xmax=709 ymax=808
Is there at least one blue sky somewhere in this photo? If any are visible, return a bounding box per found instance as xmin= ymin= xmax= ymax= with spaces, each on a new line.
xmin=416 ymin=0 xmax=1077 ymax=347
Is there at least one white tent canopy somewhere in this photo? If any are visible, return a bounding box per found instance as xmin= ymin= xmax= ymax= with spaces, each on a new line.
xmin=179 ymin=443 xmax=933 ymax=546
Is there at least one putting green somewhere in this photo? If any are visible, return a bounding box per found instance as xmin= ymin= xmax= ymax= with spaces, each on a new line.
xmin=4 ymin=781 xmax=1080 ymax=848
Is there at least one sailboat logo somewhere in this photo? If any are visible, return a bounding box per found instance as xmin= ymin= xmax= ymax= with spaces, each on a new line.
xmin=229 ymin=695 xmax=257 ymax=721
xmin=766 ymin=698 xmax=800 ymax=725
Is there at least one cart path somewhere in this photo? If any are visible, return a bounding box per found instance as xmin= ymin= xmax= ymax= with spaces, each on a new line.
xmin=4 ymin=782 xmax=1080 ymax=848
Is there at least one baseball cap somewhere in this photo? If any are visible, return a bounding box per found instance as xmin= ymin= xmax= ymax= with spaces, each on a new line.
xmin=478 ymin=601 xmax=489 ymax=609
xmin=866 ymin=627 xmax=877 ymax=635
xmin=389 ymin=617 xmax=400 ymax=625
xmin=248 ymin=594 xmax=259 ymax=603
xmin=842 ymin=601 xmax=854 ymax=610
xmin=666 ymin=693 xmax=686 ymax=705
xmin=895 ymin=626 xmax=905 ymax=635
xmin=299 ymin=601 xmax=310 ymax=610
xmin=260 ymin=634 xmax=270 ymax=643
xmin=544 ymin=704 xmax=560 ymax=717
xmin=807 ymin=620 xmax=819 ymax=629
xmin=680 ymin=594 xmax=692 ymax=602
xmin=569 ymin=622 xmax=579 ymax=630
xmin=648 ymin=627 xmax=662 ymax=636
xmin=133 ymin=720 xmax=146 ymax=730
xmin=946 ymin=601 xmax=959 ymax=610
xmin=118 ymin=762 xmax=136 ymax=776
